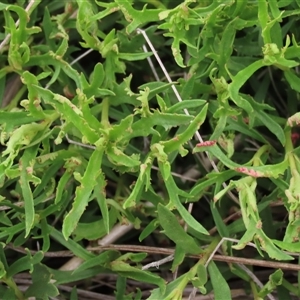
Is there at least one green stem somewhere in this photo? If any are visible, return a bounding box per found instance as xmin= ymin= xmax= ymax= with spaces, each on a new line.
xmin=101 ymin=97 xmax=110 ymax=127
xmin=252 ymin=145 xmax=270 ymax=166
xmin=166 ymin=237 xmax=221 ymax=299
xmin=281 ymin=277 xmax=299 ymax=296
xmin=250 ymin=280 xmax=259 ymax=300
xmin=3 ymin=277 xmax=25 ymax=300
xmin=284 ymin=127 xmax=293 ymax=153
xmin=284 ymin=129 xmax=297 ymax=172
xmin=198 ymin=236 xmax=222 ymax=266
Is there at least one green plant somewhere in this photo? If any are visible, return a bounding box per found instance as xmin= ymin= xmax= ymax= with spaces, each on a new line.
xmin=1 ymin=0 xmax=300 ymax=299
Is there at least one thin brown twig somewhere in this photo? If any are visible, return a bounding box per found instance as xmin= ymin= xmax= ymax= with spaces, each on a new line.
xmin=92 ymin=245 xmax=300 ymax=271
xmin=8 ymin=242 xmax=300 ymax=271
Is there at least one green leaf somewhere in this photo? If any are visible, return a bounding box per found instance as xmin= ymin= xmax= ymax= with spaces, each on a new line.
xmin=62 ymin=145 xmax=105 ymax=239
xmin=127 ymin=110 xmax=194 ymax=141
xmin=76 ymin=0 xmax=101 ymax=49
xmin=0 ymin=111 xmax=43 ymax=126
xmin=157 ymin=204 xmax=201 ymax=255
xmin=54 ymin=171 xmax=72 ymax=204
xmin=217 ymin=19 xmax=236 ymax=77
xmin=108 ymin=114 xmax=134 ymax=142
xmin=115 ymin=0 xmax=163 ymax=33
xmin=256 ymin=230 xmax=293 ymax=261
xmin=106 ymin=145 xmax=140 ymax=168
xmin=272 ymin=239 xmax=300 ymax=252
xmin=233 ymin=219 xmax=258 ymax=250
xmin=167 ymin=99 xmax=206 ymax=113
xmin=190 ymin=170 xmax=236 ymax=200
xmin=110 ymin=260 xmax=165 ymax=291
xmin=50 ymin=227 xmax=94 ymax=260
xmin=2 ymin=122 xmax=46 ymax=157
xmin=73 ymin=251 xmax=120 ymax=274
xmin=194 ymin=144 xmax=288 ymax=178
xmin=284 ymin=69 xmax=300 ymax=93
xmin=82 ymin=63 xmax=115 ymax=98
xmin=255 ymin=110 xmax=286 ymax=146
xmin=210 ymin=114 xmax=227 ymax=141
xmin=25 ymin=264 xmax=59 ymax=299
xmin=257 ymin=0 xmax=272 ymax=44
xmin=139 ymin=219 xmax=159 ymax=242
xmin=139 ymin=82 xmax=175 ymax=100
xmin=210 ymin=202 xmax=230 ymax=237
xmin=19 ymin=144 xmax=40 ymax=237
xmin=7 ymin=251 xmax=44 ymax=278
xmin=118 ymin=52 xmax=153 ymax=61
xmin=147 ymin=274 xmax=186 ymax=300
xmin=228 ymin=60 xmax=266 ymax=113
xmin=162 ymin=103 xmax=208 ymax=153
xmin=123 ymin=169 xmax=145 ymax=209
xmin=258 ymin=269 xmax=283 ymax=298
xmin=73 ymin=210 xmax=117 ymax=241
xmin=195 ymin=264 xmax=208 ymax=290
xmin=94 ymin=176 xmax=110 ymax=235
xmin=35 ymin=86 xmax=99 ymax=144
xmin=208 ymin=261 xmax=231 ymax=300
xmin=171 ymin=246 xmax=186 ymax=272
xmin=226 ymin=117 xmax=269 ymax=144
xmin=158 ymin=163 xmax=209 ymax=235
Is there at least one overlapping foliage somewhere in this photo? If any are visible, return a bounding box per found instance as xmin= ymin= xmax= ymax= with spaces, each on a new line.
xmin=1 ymin=0 xmax=300 ymax=299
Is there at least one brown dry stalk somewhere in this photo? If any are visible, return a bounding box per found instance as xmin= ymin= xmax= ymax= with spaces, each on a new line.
xmin=88 ymin=244 xmax=300 ymax=271
xmin=8 ymin=243 xmax=300 ymax=271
